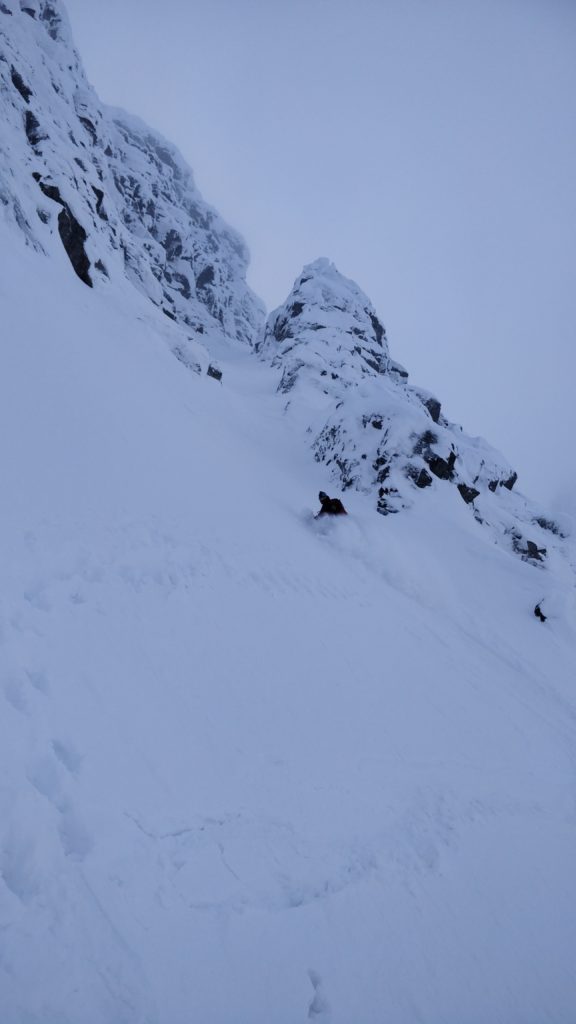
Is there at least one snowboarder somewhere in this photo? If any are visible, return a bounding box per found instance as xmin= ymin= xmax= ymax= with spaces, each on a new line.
xmin=534 ymin=602 xmax=547 ymax=623
xmin=315 ymin=491 xmax=348 ymax=517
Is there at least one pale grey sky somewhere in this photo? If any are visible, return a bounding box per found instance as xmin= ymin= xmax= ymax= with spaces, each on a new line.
xmin=64 ymin=0 xmax=576 ymax=508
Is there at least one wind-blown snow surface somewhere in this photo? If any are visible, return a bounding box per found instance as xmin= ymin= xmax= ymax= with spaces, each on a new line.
xmin=2 ymin=238 xmax=576 ymax=1023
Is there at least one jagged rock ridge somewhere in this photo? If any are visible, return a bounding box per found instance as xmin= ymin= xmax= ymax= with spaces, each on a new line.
xmin=259 ymin=259 xmax=564 ymax=566
xmin=0 ymin=0 xmax=264 ymax=349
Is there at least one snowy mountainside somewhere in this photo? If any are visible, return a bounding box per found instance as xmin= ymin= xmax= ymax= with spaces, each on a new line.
xmin=2 ymin=226 xmax=576 ymax=1024
xmin=260 ymin=259 xmax=572 ymax=574
xmin=2 ymin=3 xmax=576 ymax=1022
xmin=0 ymin=0 xmax=263 ymax=348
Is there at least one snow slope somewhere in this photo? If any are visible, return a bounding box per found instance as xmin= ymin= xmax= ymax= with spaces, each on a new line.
xmin=2 ymin=231 xmax=576 ymax=1023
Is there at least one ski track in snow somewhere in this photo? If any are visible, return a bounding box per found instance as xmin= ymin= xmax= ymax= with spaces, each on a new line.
xmin=3 ymin=474 xmax=576 ymax=1020
xmin=2 ymin=410 xmax=576 ymax=1021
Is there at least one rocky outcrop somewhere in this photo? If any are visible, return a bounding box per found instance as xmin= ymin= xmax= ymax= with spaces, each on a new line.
xmin=257 ymin=258 xmax=391 ymax=398
xmin=0 ymin=0 xmax=264 ymax=347
xmin=32 ymin=175 xmax=92 ymax=283
xmin=56 ymin=202 xmax=91 ymax=285
xmin=259 ymin=259 xmax=562 ymax=565
xmin=457 ymin=483 xmax=480 ymax=505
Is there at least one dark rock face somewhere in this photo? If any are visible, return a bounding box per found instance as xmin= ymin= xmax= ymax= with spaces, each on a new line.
xmin=423 ymin=397 xmax=441 ymax=423
xmin=39 ymin=1 xmax=64 ymax=40
xmin=369 ymin=312 xmax=386 ymax=346
xmin=196 ymin=265 xmax=215 ymax=289
xmin=57 ymin=206 xmax=92 ymax=286
xmin=502 ymin=472 xmax=517 ymax=491
xmin=407 ymin=466 xmax=433 ymax=489
xmin=91 ymin=185 xmax=107 ymax=219
xmin=78 ymin=115 xmax=97 ymax=144
xmin=416 ymin=468 xmax=433 ymax=489
xmin=207 ymin=364 xmax=222 ymax=381
xmin=457 ymin=483 xmax=480 ymax=505
xmin=489 ymin=471 xmax=518 ymax=493
xmin=33 ymin=176 xmax=92 ymax=285
xmin=35 ymin=177 xmax=61 ymax=204
xmin=24 ymin=109 xmax=44 ymax=146
xmin=11 ymin=65 xmax=32 ymax=102
xmin=428 ymin=450 xmax=456 ymax=481
xmin=270 ymin=312 xmax=293 ymax=344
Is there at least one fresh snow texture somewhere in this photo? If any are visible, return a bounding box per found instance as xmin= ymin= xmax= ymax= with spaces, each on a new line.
xmin=1 ymin=236 xmax=576 ymax=1024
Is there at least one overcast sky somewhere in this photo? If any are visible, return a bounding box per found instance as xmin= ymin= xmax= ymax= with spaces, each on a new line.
xmin=64 ymin=0 xmax=576 ymax=509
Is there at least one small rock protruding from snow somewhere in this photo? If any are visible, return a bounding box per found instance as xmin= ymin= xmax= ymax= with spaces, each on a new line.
xmin=207 ymin=363 xmax=223 ymax=382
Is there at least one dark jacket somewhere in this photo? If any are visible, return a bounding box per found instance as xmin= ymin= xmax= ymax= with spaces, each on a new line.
xmin=316 ymin=493 xmax=347 ymax=517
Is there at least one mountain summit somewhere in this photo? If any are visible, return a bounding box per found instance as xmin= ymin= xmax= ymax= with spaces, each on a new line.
xmin=257 ymin=257 xmax=393 ymax=391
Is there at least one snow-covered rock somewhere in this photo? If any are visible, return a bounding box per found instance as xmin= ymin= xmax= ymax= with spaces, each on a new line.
xmin=257 ymin=257 xmax=391 ymax=395
xmin=0 ymin=0 xmax=264 ymax=348
xmin=260 ymin=259 xmax=569 ymax=568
